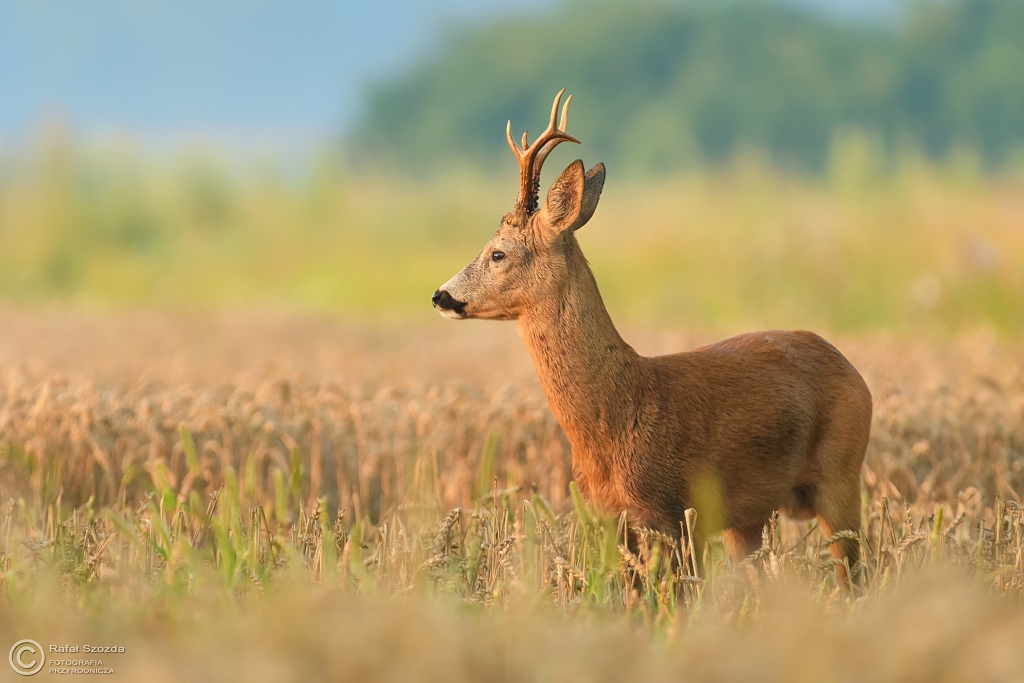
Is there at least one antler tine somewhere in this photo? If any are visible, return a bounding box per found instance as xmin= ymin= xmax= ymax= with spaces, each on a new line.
xmin=506 ymin=120 xmax=523 ymax=159
xmin=546 ymin=88 xmax=565 ymax=132
xmin=535 ymin=94 xmax=578 ymax=172
xmin=508 ymin=88 xmax=581 ymax=215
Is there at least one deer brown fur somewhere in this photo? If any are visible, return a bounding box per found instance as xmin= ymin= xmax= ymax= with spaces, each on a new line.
xmin=432 ymin=90 xmax=872 ymax=582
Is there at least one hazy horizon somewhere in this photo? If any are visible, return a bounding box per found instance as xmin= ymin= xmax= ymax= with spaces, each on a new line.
xmin=1 ymin=0 xmax=897 ymax=155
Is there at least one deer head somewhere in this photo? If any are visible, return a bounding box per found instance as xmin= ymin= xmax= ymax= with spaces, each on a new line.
xmin=432 ymin=89 xmax=606 ymax=320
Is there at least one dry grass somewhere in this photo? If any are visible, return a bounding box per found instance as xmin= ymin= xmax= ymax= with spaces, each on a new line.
xmin=0 ymin=311 xmax=1023 ymax=680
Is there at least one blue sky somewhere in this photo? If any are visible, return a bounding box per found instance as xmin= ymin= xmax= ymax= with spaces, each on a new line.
xmin=0 ymin=0 xmax=549 ymax=143
xmin=0 ymin=0 xmax=894 ymax=147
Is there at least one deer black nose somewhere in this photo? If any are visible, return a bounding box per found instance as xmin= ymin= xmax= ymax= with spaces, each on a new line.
xmin=433 ymin=289 xmax=457 ymax=309
xmin=432 ymin=289 xmax=467 ymax=315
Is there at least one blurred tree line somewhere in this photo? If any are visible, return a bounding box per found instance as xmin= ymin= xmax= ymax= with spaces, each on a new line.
xmin=353 ymin=0 xmax=1024 ymax=174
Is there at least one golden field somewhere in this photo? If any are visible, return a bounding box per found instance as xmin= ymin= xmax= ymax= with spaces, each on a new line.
xmin=0 ymin=311 xmax=1023 ymax=681
xmin=1 ymin=146 xmax=1024 ymax=680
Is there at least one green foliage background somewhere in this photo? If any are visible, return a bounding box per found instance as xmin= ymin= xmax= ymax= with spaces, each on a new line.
xmin=354 ymin=0 xmax=1024 ymax=173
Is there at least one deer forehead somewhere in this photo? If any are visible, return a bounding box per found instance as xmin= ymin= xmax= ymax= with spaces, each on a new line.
xmin=494 ymin=213 xmax=561 ymax=255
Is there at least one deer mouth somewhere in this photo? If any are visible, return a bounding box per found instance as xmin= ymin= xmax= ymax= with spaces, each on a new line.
xmin=432 ymin=289 xmax=468 ymax=318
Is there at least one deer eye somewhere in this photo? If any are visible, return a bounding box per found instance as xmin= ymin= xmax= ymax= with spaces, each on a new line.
xmin=491 ymin=250 xmax=506 ymax=262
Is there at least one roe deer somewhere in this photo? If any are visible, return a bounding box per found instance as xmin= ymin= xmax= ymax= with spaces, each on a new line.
xmin=431 ymin=90 xmax=872 ymax=582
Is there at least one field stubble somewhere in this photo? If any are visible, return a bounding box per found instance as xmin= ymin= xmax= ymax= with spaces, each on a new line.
xmin=1 ymin=310 xmax=1023 ymax=681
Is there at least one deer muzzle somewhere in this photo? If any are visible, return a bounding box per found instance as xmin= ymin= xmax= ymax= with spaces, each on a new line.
xmin=432 ymin=289 xmax=467 ymax=318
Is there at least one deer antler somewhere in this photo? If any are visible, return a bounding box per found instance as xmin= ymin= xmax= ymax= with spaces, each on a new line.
xmin=506 ymin=88 xmax=580 ymax=215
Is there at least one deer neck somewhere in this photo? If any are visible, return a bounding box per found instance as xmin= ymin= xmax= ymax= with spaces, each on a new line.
xmin=517 ymin=237 xmax=643 ymax=467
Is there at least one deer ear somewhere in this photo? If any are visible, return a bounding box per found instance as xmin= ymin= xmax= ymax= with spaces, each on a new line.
xmin=571 ymin=162 xmax=605 ymax=231
xmin=539 ymin=160 xmax=605 ymax=239
xmin=539 ymin=160 xmax=585 ymax=234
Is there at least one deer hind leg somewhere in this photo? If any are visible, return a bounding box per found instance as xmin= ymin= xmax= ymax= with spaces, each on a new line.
xmin=811 ymin=404 xmax=870 ymax=589
xmin=815 ymin=483 xmax=862 ymax=588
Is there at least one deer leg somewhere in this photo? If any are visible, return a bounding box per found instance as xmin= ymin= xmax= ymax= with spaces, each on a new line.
xmin=811 ymin=409 xmax=869 ymax=589
xmin=816 ymin=484 xmax=862 ymax=589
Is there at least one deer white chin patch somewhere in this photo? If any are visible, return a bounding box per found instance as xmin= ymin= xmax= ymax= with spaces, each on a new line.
xmin=438 ymin=308 xmax=465 ymax=319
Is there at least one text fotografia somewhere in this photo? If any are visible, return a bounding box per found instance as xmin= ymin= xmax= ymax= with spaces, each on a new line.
xmin=49 ymin=646 xmax=122 ymax=675
xmin=50 ymin=645 xmax=125 ymax=654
